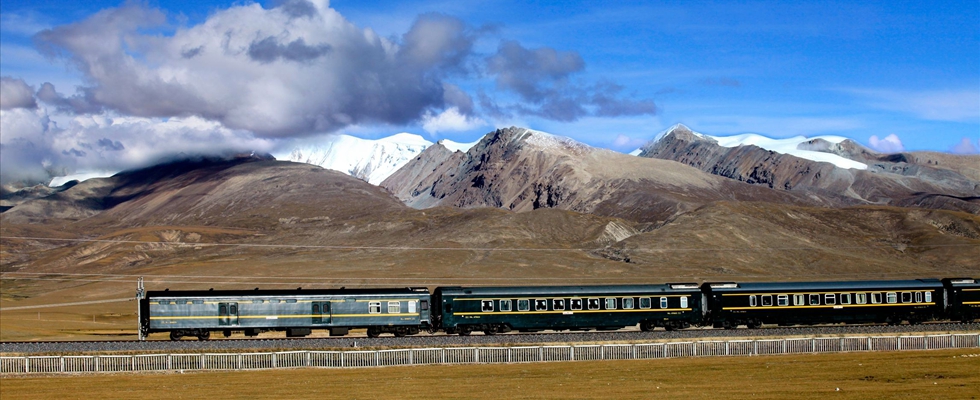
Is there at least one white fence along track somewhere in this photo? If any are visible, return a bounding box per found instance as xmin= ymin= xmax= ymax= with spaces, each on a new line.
xmin=1 ymin=333 xmax=977 ymax=374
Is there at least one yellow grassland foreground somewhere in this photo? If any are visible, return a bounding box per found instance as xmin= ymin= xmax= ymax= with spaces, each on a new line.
xmin=1 ymin=349 xmax=978 ymax=399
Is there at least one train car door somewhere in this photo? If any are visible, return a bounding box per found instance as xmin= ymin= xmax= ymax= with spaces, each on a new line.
xmin=312 ymin=302 xmax=332 ymax=324
xmin=219 ymin=302 xmax=239 ymax=326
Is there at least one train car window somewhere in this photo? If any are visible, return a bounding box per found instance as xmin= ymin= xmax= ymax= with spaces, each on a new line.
xmin=777 ymin=295 xmax=788 ymax=306
xmin=535 ymin=299 xmax=548 ymax=311
xmin=571 ymin=299 xmax=583 ymax=310
xmin=857 ymin=293 xmax=867 ymax=304
xmin=762 ymin=295 xmax=773 ymax=306
xmin=914 ymin=292 xmax=922 ymax=303
xmin=500 ymin=300 xmax=511 ymax=312
xmin=924 ymin=292 xmax=932 ymax=303
xmin=588 ymin=298 xmax=600 ymax=310
xmin=662 ymin=297 xmax=670 ymax=308
xmin=605 ymin=298 xmax=617 ymax=310
xmin=793 ymin=294 xmax=804 ymax=305
xmin=680 ymin=296 xmax=689 ymax=308
xmin=286 ymin=299 xmax=297 ymax=303
xmin=219 ymin=304 xmax=227 ymax=315
xmin=825 ymin=294 xmax=836 ymax=305
xmin=901 ymin=292 xmax=912 ymax=303
xmin=841 ymin=294 xmax=851 ymax=304
xmin=809 ymin=294 xmax=820 ymax=305
xmin=519 ymin=299 xmax=530 ymax=311
xmin=313 ymin=304 xmax=320 ymax=314
xmin=749 ymin=296 xmax=757 ymax=307
xmin=388 ymin=301 xmax=401 ymax=313
xmin=553 ymin=299 xmax=565 ymax=311
xmin=886 ymin=292 xmax=897 ymax=304
xmin=637 ymin=297 xmax=648 ymax=309
xmin=421 ymin=300 xmax=429 ymax=311
xmin=481 ymin=300 xmax=494 ymax=312
xmin=229 ymin=304 xmax=237 ymax=315
xmin=872 ymin=293 xmax=882 ymax=304
xmin=369 ymin=301 xmax=381 ymax=314
xmin=624 ymin=298 xmax=635 ymax=309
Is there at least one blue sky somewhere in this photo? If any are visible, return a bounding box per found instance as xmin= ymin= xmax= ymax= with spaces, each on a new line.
xmin=1 ymin=0 xmax=977 ymax=182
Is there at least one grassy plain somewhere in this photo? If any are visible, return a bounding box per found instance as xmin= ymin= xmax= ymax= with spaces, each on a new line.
xmin=2 ymin=349 xmax=978 ymax=399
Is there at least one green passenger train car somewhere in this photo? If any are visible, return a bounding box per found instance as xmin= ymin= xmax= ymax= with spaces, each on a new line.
xmin=701 ymin=279 xmax=946 ymax=329
xmin=943 ymin=278 xmax=980 ymax=322
xmin=141 ymin=287 xmax=431 ymax=340
xmin=433 ymin=284 xmax=705 ymax=335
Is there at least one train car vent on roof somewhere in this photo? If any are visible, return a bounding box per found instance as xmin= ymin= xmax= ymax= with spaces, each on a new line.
xmin=669 ymin=283 xmax=699 ymax=289
xmin=950 ymin=279 xmax=976 ymax=284
xmin=709 ymin=283 xmax=739 ymax=289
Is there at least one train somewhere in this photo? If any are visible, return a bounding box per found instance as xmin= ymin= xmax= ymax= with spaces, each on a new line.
xmin=137 ymin=277 xmax=980 ymax=341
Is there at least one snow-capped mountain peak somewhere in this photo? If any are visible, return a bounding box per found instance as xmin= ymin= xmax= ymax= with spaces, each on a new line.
xmin=640 ymin=124 xmax=867 ymax=170
xmin=276 ymin=133 xmax=478 ymax=185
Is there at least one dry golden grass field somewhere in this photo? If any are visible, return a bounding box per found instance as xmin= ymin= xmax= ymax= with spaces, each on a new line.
xmin=2 ymin=349 xmax=978 ymax=399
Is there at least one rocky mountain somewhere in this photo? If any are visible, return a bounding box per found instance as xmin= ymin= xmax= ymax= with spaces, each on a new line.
xmin=637 ymin=124 xmax=980 ymax=213
xmin=381 ymin=127 xmax=810 ymax=224
xmin=0 ymin=154 xmax=405 ymax=229
xmin=276 ymin=133 xmax=476 ymax=185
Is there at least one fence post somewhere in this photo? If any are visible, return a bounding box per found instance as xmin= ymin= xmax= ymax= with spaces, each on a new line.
xmin=782 ymin=340 xmax=787 ymax=353
xmin=25 ymin=357 xmax=29 ymax=373
xmin=570 ymin=346 xmax=574 ymax=361
xmin=61 ymin=357 xmax=66 ymax=373
xmin=95 ymin=356 xmax=100 ymax=372
xmin=753 ymin=341 xmax=758 ymax=356
xmin=725 ymin=341 xmax=729 ymax=356
xmin=441 ymin=348 xmax=445 ymax=365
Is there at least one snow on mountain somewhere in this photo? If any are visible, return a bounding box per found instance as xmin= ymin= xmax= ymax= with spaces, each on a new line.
xmin=277 ymin=133 xmax=477 ymax=185
xmin=48 ymin=171 xmax=117 ymax=187
xmin=639 ymin=124 xmax=867 ymax=170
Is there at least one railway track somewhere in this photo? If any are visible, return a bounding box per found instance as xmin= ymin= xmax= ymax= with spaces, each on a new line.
xmin=3 ymin=322 xmax=978 ymax=355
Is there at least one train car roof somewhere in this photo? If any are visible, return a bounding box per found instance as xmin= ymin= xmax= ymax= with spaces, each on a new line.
xmin=435 ymin=284 xmax=701 ymax=297
xmin=146 ymin=287 xmax=429 ymax=298
xmin=701 ymin=279 xmax=943 ymax=292
xmin=942 ymin=278 xmax=980 ymax=288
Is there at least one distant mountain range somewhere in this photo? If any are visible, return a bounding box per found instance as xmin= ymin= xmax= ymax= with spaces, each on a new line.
xmin=1 ymin=125 xmax=977 ymax=292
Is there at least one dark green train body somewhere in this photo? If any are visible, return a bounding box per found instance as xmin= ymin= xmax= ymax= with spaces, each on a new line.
xmin=943 ymin=278 xmax=980 ymax=322
xmin=433 ymin=284 xmax=705 ymax=335
xmin=702 ymin=279 xmax=946 ymax=329
xmin=140 ymin=288 xmax=431 ymax=340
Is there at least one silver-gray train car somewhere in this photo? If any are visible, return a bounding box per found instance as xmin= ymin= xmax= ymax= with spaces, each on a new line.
xmin=139 ymin=287 xmax=431 ymax=340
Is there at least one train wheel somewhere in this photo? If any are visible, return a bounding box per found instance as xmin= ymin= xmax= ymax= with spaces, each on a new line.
xmin=639 ymin=321 xmax=654 ymax=332
xmin=458 ymin=326 xmax=472 ymax=336
xmin=367 ymin=327 xmax=381 ymax=338
xmin=169 ymin=331 xmax=183 ymax=341
xmin=746 ymin=320 xmax=761 ymax=329
xmin=197 ymin=331 xmax=211 ymax=341
xmin=483 ymin=327 xmax=496 ymax=336
xmin=394 ymin=329 xmax=407 ymax=337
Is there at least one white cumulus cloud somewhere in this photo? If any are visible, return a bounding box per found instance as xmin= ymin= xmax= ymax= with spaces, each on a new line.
xmin=868 ymin=133 xmax=905 ymax=153
xmin=421 ymin=107 xmax=485 ymax=134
